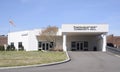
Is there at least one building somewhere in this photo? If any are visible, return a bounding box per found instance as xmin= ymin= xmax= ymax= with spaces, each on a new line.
xmin=0 ymin=35 xmax=7 ymax=46
xmin=107 ymin=34 xmax=120 ymax=48
xmin=8 ymin=24 xmax=108 ymax=51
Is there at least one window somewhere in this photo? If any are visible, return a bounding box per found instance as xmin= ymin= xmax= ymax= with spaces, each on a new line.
xmin=18 ymin=42 xmax=24 ymax=51
xmin=84 ymin=41 xmax=88 ymax=47
xmin=7 ymin=42 xmax=15 ymax=51
xmin=50 ymin=42 xmax=54 ymax=48
xmin=11 ymin=42 xmax=14 ymax=47
xmin=71 ymin=42 xmax=76 ymax=48
xmin=38 ymin=42 xmax=42 ymax=48
xmin=18 ymin=42 xmax=22 ymax=48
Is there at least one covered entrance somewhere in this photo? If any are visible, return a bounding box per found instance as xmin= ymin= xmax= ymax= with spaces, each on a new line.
xmin=63 ymin=33 xmax=107 ymax=52
xmin=62 ymin=24 xmax=108 ymax=52
xmin=66 ymin=34 xmax=100 ymax=51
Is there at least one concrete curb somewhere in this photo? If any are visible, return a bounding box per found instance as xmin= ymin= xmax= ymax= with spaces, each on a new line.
xmin=0 ymin=51 xmax=71 ymax=70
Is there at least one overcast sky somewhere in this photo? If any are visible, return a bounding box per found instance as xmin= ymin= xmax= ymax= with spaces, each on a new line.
xmin=0 ymin=0 xmax=120 ymax=35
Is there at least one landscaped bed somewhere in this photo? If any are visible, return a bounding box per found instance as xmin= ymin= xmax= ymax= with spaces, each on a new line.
xmin=0 ymin=51 xmax=67 ymax=67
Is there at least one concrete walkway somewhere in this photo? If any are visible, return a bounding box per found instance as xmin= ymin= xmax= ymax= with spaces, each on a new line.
xmin=1 ymin=51 xmax=120 ymax=72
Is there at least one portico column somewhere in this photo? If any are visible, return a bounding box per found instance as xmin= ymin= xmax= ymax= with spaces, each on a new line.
xmin=102 ymin=33 xmax=106 ymax=52
xmin=63 ymin=33 xmax=67 ymax=51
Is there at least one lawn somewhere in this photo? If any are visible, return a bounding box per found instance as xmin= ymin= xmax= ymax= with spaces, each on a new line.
xmin=0 ymin=51 xmax=67 ymax=67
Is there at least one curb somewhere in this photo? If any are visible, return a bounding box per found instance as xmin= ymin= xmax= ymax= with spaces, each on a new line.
xmin=0 ymin=51 xmax=71 ymax=70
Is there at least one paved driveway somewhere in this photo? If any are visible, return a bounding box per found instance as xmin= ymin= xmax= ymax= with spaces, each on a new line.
xmin=1 ymin=52 xmax=120 ymax=72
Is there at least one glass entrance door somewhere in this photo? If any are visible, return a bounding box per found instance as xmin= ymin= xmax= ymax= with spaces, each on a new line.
xmin=71 ymin=41 xmax=88 ymax=51
xmin=42 ymin=42 xmax=49 ymax=50
xmin=38 ymin=41 xmax=54 ymax=51
xmin=76 ymin=42 xmax=84 ymax=51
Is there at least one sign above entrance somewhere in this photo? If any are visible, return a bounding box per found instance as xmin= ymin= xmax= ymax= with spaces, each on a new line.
xmin=74 ymin=26 xmax=97 ymax=31
xmin=62 ymin=24 xmax=108 ymax=32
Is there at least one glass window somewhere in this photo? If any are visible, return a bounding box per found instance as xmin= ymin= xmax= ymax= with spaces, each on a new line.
xmin=11 ymin=42 xmax=14 ymax=47
xmin=42 ymin=43 xmax=45 ymax=50
xmin=46 ymin=43 xmax=49 ymax=50
xmin=38 ymin=42 xmax=42 ymax=47
xmin=71 ymin=42 xmax=76 ymax=48
xmin=18 ymin=42 xmax=22 ymax=48
xmin=50 ymin=42 xmax=54 ymax=48
xmin=84 ymin=41 xmax=88 ymax=47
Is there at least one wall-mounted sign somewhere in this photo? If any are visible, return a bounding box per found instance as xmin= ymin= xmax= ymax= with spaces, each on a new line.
xmin=21 ymin=33 xmax=28 ymax=36
xmin=74 ymin=26 xmax=97 ymax=30
xmin=62 ymin=24 xmax=108 ymax=32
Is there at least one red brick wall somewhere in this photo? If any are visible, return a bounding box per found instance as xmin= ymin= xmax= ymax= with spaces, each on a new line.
xmin=0 ymin=36 xmax=7 ymax=46
xmin=107 ymin=35 xmax=120 ymax=48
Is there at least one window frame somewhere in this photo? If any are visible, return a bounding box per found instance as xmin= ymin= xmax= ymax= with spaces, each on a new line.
xmin=71 ymin=41 xmax=76 ymax=48
xmin=84 ymin=41 xmax=88 ymax=47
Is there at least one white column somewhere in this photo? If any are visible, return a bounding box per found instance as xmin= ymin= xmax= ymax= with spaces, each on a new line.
xmin=102 ymin=33 xmax=106 ymax=52
xmin=63 ymin=34 xmax=67 ymax=51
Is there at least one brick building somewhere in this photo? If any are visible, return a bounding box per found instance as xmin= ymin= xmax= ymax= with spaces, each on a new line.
xmin=0 ymin=35 xmax=8 ymax=46
xmin=107 ymin=34 xmax=120 ymax=48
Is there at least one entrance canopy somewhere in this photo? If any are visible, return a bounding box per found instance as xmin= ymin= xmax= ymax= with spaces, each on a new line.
xmin=62 ymin=24 xmax=109 ymax=52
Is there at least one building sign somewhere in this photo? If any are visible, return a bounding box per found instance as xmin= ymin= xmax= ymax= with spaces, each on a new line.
xmin=74 ymin=26 xmax=97 ymax=31
xmin=21 ymin=33 xmax=28 ymax=36
xmin=62 ymin=24 xmax=108 ymax=32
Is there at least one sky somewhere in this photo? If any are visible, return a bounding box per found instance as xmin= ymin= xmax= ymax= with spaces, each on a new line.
xmin=0 ymin=0 xmax=120 ymax=35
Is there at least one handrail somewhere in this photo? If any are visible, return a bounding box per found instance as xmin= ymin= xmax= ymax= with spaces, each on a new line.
xmin=107 ymin=46 xmax=120 ymax=55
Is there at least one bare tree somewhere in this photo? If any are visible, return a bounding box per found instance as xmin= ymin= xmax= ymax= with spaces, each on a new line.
xmin=39 ymin=26 xmax=58 ymax=48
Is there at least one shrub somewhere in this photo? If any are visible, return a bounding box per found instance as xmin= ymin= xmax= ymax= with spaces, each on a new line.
xmin=18 ymin=46 xmax=24 ymax=51
xmin=0 ymin=45 xmax=5 ymax=51
xmin=49 ymin=47 xmax=63 ymax=51
xmin=38 ymin=48 xmax=42 ymax=51
xmin=107 ymin=43 xmax=114 ymax=47
xmin=6 ymin=45 xmax=16 ymax=51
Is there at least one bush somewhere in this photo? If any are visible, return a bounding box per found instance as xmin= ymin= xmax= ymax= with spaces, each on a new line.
xmin=0 ymin=45 xmax=5 ymax=51
xmin=38 ymin=48 xmax=42 ymax=51
xmin=49 ymin=48 xmax=63 ymax=51
xmin=107 ymin=43 xmax=114 ymax=47
xmin=18 ymin=46 xmax=24 ymax=51
xmin=6 ymin=45 xmax=16 ymax=51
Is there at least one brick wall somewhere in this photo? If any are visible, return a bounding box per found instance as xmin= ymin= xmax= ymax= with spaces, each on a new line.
xmin=0 ymin=36 xmax=7 ymax=46
xmin=107 ymin=34 xmax=120 ymax=48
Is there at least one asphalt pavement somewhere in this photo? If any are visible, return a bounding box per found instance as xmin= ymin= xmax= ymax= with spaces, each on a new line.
xmin=1 ymin=51 xmax=120 ymax=72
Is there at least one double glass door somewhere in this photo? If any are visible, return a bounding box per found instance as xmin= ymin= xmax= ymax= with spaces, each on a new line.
xmin=42 ymin=43 xmax=49 ymax=50
xmin=76 ymin=42 xmax=83 ymax=51
xmin=38 ymin=41 xmax=54 ymax=51
xmin=71 ymin=41 xmax=88 ymax=51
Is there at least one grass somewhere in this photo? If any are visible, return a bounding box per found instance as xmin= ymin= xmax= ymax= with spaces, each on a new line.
xmin=0 ymin=51 xmax=67 ymax=67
